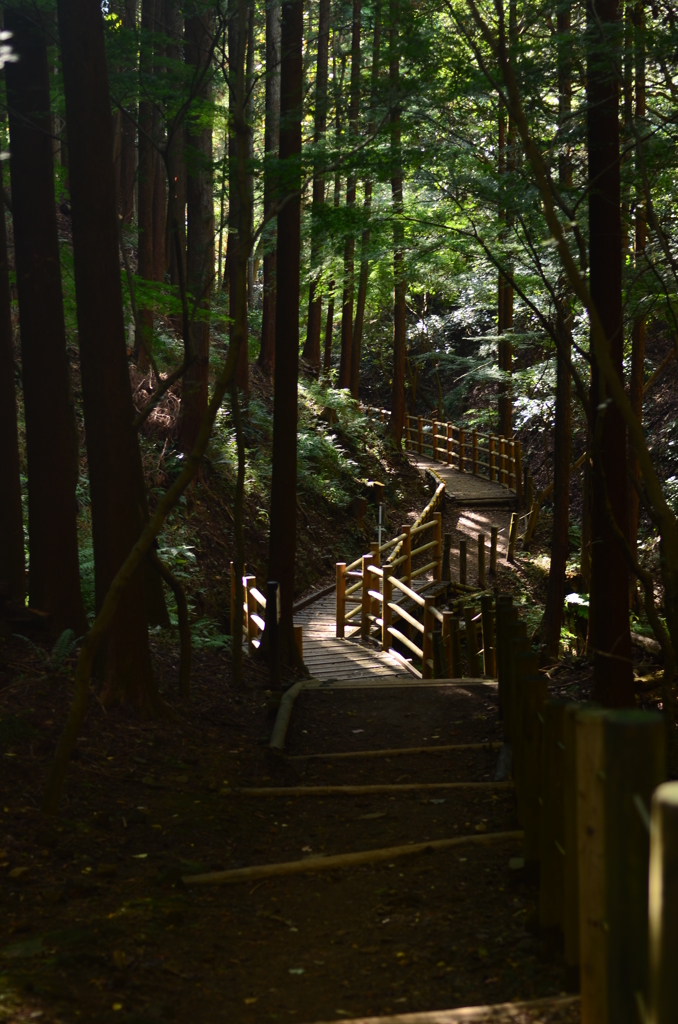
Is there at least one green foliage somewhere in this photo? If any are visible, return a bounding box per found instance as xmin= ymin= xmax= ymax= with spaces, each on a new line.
xmin=14 ymin=629 xmax=79 ymax=674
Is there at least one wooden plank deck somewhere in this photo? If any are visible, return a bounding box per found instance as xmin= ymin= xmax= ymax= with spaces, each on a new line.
xmin=410 ymin=455 xmax=518 ymax=507
xmin=294 ymin=593 xmax=411 ymax=682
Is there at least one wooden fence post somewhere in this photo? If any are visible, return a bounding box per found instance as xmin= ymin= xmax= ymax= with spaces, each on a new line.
xmin=515 ymin=440 xmax=523 ymax=504
xmin=459 ymin=428 xmax=466 ymax=472
xmin=539 ymin=699 xmax=569 ymax=933
xmin=267 ymin=580 xmax=281 ymax=691
xmin=336 ymin=562 xmax=346 ymax=639
xmin=490 ymin=526 xmax=498 ymax=575
xmin=507 ymin=513 xmax=519 ymax=563
xmin=442 ymin=532 xmax=452 ymax=582
xmin=477 ymin=532 xmax=486 ymax=587
xmin=576 ymin=709 xmax=609 ymax=1024
xmin=649 ymin=781 xmax=678 ymax=1024
xmin=489 ymin=435 xmax=496 ymax=482
xmin=370 ymin=542 xmax=381 ymax=620
xmin=423 ymin=597 xmax=435 ymax=679
xmin=417 ymin=416 xmax=424 ymax=455
xmin=508 ymin=439 xmax=516 ymax=491
xmin=446 ymin=422 xmax=453 ymax=465
xmin=361 ymin=553 xmax=373 ymax=640
xmin=244 ymin=575 xmax=256 ymax=654
xmin=382 ymin=568 xmax=392 ymax=652
xmin=432 ymin=422 xmax=438 ymax=462
xmin=464 ymin=605 xmax=481 ymax=677
xmin=480 ymin=593 xmax=495 ymax=677
xmin=472 ymin=429 xmax=478 ymax=475
xmin=459 ymin=537 xmax=467 ymax=586
xmin=434 ymin=512 xmax=442 ymax=582
xmin=499 ymin=436 xmax=507 ymax=485
xmin=605 ymin=710 xmax=665 ymax=1024
xmin=405 ymin=415 xmax=411 ymax=450
xmin=402 ymin=524 xmax=412 ymax=586
xmin=294 ymin=624 xmax=303 ymax=661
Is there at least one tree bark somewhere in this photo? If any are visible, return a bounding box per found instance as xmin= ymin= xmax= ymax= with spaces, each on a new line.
xmin=5 ymin=8 xmax=86 ymax=634
xmin=541 ymin=4 xmax=573 ymax=662
xmin=302 ymin=0 xmax=330 ymax=372
xmin=166 ymin=0 xmax=187 ymax=287
xmin=268 ymin=0 xmax=304 ymax=667
xmin=137 ymin=0 xmax=157 ymax=370
xmin=388 ymin=0 xmax=406 ymax=445
xmin=179 ymin=9 xmax=214 ymax=453
xmin=119 ymin=0 xmax=137 ymax=224
xmin=338 ymin=0 xmax=362 ymax=392
xmin=351 ymin=2 xmax=381 ymax=399
xmin=228 ymin=0 xmax=249 ymax=396
xmin=258 ymin=0 xmax=281 ymax=377
xmin=586 ymin=0 xmax=633 ymax=706
xmin=57 ymin=0 xmax=159 ymax=708
xmin=0 ymin=158 xmax=24 ymax=604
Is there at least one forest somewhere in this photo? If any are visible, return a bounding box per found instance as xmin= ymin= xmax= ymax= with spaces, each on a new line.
xmin=1 ymin=0 xmax=678 ymax=1021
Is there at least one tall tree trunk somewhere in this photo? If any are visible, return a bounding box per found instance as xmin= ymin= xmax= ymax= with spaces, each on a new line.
xmin=338 ymin=0 xmax=362 ymax=392
xmin=322 ymin=49 xmax=344 ymax=379
xmin=166 ymin=0 xmax=186 ymax=286
xmin=57 ymin=0 xmax=159 ymax=708
xmin=137 ymin=0 xmax=157 ymax=370
xmin=119 ymin=0 xmax=137 ymax=224
xmin=229 ymin=0 xmax=252 ymax=688
xmin=258 ymin=0 xmax=281 ymax=377
xmin=302 ymin=0 xmax=331 ymax=371
xmin=268 ymin=0 xmax=303 ymax=667
xmin=541 ymin=4 xmax=573 ymax=662
xmin=586 ymin=0 xmax=633 ymax=706
xmin=0 ymin=158 xmax=24 ymax=604
xmin=245 ymin=0 xmax=255 ymax=307
xmin=351 ymin=2 xmax=381 ymax=399
xmin=179 ymin=10 xmax=214 ymax=453
xmin=628 ymin=1 xmax=646 ymax=571
xmin=228 ymin=0 xmax=249 ymax=396
xmin=5 ymin=9 xmax=86 ymax=634
xmin=498 ymin=1 xmax=515 ymax=439
xmin=388 ymin=0 xmax=406 ymax=445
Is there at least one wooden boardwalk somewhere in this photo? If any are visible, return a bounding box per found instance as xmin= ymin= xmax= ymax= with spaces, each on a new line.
xmin=410 ymin=455 xmax=517 ymax=507
xmin=294 ymin=593 xmax=412 ymax=682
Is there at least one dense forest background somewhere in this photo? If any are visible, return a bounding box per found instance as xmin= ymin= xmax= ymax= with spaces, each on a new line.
xmin=2 ymin=0 xmax=678 ymax=807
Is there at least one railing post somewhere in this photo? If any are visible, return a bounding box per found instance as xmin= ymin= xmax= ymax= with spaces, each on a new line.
xmin=402 ymin=524 xmax=412 ymax=586
xmin=472 ymin=429 xmax=478 ymax=476
xmin=432 ymin=422 xmax=438 ymax=462
xmin=446 ymin=422 xmax=453 ymax=465
xmin=507 ymin=512 xmax=519 ymax=563
xmin=294 ymin=624 xmax=303 ymax=661
xmin=434 ymin=512 xmax=442 ymax=582
xmin=417 ymin=416 xmax=424 ymax=455
xmin=336 ymin=562 xmax=346 ymax=638
xmin=464 ymin=605 xmax=481 ymax=677
xmin=266 ymin=580 xmax=281 ymax=690
xmin=370 ymin=541 xmax=381 ymax=619
xmin=515 ymin=439 xmax=523 ymax=504
xmin=361 ymin=553 xmax=373 ymax=639
xmin=499 ymin=436 xmax=507 ymax=485
xmin=382 ymin=567 xmax=392 ymax=652
xmin=480 ymin=593 xmax=495 ymax=677
xmin=477 ymin=532 xmax=486 ymax=588
xmin=649 ymin=781 xmax=678 ymax=1024
xmin=423 ymin=597 xmax=435 ymax=679
xmin=459 ymin=537 xmax=467 ymax=586
xmin=508 ymin=439 xmax=515 ymax=491
xmin=489 ymin=435 xmax=496 ymax=482
xmin=244 ymin=575 xmax=256 ymax=654
xmin=406 ymin=414 xmax=412 ymax=451
xmin=490 ymin=526 xmax=498 ymax=575
xmin=459 ymin=428 xmax=465 ymax=472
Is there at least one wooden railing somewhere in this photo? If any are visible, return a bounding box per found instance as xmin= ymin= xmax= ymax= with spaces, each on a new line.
xmin=360 ymin=405 xmax=522 ymax=502
xmin=230 ymin=569 xmax=267 ymax=653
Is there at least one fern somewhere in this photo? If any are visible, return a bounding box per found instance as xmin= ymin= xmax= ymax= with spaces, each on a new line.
xmin=14 ymin=629 xmax=80 ymax=673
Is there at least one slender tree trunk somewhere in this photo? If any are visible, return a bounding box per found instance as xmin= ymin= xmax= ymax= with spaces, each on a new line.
xmin=302 ymin=0 xmax=330 ymax=372
xmin=628 ymin=1 xmax=646 ymax=570
xmin=137 ymin=0 xmax=157 ymax=370
xmin=541 ymin=5 xmax=573 ymax=662
xmin=498 ymin=1 xmax=515 ymax=439
xmin=258 ymin=0 xmax=281 ymax=377
xmin=228 ymin=0 xmax=249 ymax=396
xmin=179 ymin=11 xmax=214 ymax=453
xmin=389 ymin=0 xmax=406 ymax=444
xmin=339 ymin=0 xmax=362 ymax=391
xmin=351 ymin=2 xmax=381 ymax=399
xmin=268 ymin=0 xmax=303 ymax=667
xmin=322 ymin=52 xmax=344 ymax=379
xmin=119 ymin=0 xmax=137 ymax=224
xmin=166 ymin=0 xmax=186 ymax=287
xmin=246 ymin=1 xmax=255 ymax=307
xmin=5 ymin=9 xmax=86 ymax=634
xmin=586 ymin=0 xmax=633 ymax=706
xmin=0 ymin=159 xmax=24 ymax=604
xmin=57 ymin=0 xmax=159 ymax=708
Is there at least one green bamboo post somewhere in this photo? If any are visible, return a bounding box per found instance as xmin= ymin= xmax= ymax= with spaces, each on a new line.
xmin=649 ymin=781 xmax=678 ymax=1024
xmin=459 ymin=537 xmax=467 ymax=586
xmin=539 ymin=700 xmax=570 ymax=933
xmin=605 ymin=711 xmax=665 ymax=1024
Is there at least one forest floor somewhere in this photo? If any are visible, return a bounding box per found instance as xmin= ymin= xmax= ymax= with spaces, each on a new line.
xmin=0 ymin=454 xmax=667 ymax=1024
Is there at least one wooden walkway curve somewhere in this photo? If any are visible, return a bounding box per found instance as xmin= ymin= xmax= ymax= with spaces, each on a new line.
xmin=410 ymin=455 xmax=518 ymax=508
